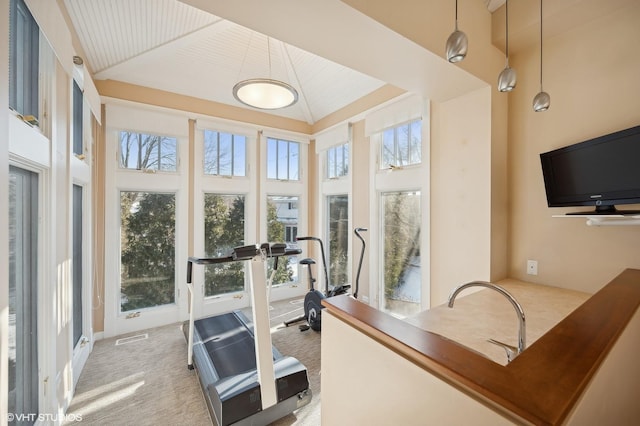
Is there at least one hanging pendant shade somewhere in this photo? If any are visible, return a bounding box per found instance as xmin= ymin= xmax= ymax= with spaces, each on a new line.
xmin=232 ymin=36 xmax=298 ymax=110
xmin=533 ymin=91 xmax=551 ymax=112
xmin=498 ymin=65 xmax=517 ymax=92
xmin=445 ymin=0 xmax=467 ymax=63
xmin=233 ymin=78 xmax=298 ymax=110
xmin=498 ymin=0 xmax=516 ymax=92
xmin=533 ymin=0 xmax=550 ymax=112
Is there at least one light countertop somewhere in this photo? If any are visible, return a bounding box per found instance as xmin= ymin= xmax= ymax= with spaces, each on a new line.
xmin=405 ymin=279 xmax=591 ymax=365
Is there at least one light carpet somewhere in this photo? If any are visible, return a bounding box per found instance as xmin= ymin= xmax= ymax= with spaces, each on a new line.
xmin=65 ymin=298 xmax=321 ymax=425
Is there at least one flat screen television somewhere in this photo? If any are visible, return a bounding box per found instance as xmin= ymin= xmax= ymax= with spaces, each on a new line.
xmin=540 ymin=124 xmax=640 ymax=215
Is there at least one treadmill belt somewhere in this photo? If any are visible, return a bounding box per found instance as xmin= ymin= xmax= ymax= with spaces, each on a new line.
xmin=195 ymin=312 xmax=257 ymax=378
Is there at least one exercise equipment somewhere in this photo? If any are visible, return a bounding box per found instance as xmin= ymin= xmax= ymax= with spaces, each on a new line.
xmin=186 ymin=243 xmax=312 ymax=426
xmin=284 ymin=229 xmax=368 ymax=331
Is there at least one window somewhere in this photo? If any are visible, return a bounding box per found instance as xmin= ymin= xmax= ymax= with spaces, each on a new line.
xmin=120 ymin=192 xmax=176 ymax=312
xmin=327 ymin=195 xmax=349 ymax=286
xmin=267 ymin=195 xmax=299 ymax=285
xmin=9 ymin=166 xmax=39 ymax=422
xmin=203 ymin=130 xmax=246 ymax=177
xmin=9 ymin=0 xmax=40 ymax=120
xmin=381 ymin=191 xmax=421 ymax=317
xmin=327 ymin=143 xmax=349 ymax=179
xmin=73 ymin=82 xmax=83 ymax=156
xmin=72 ymin=185 xmax=83 ymax=346
xmin=119 ymin=131 xmax=178 ymax=172
xmin=267 ymin=137 xmax=299 ymax=180
xmin=381 ymin=119 xmax=422 ymax=168
xmin=285 ymin=225 xmax=297 ymax=243
xmin=203 ymin=194 xmax=245 ymax=297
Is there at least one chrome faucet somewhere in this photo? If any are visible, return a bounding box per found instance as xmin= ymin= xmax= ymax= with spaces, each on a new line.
xmin=447 ymin=281 xmax=526 ymax=363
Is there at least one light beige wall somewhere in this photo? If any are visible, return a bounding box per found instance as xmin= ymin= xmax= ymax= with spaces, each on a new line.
xmin=508 ymin=2 xmax=640 ymax=293
xmin=92 ymin=108 xmax=106 ymax=333
xmin=430 ymin=87 xmax=493 ymax=305
xmin=350 ymin=120 xmax=370 ymax=301
xmin=342 ymin=0 xmax=510 ymax=286
xmin=321 ymin=311 xmax=515 ymax=425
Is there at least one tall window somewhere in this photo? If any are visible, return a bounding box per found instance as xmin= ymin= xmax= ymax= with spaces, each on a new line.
xmin=120 ymin=192 xmax=176 ymax=312
xmin=267 ymin=195 xmax=299 ymax=285
xmin=267 ymin=137 xmax=299 ymax=180
xmin=203 ymin=130 xmax=246 ymax=177
xmin=72 ymin=185 xmax=83 ymax=346
xmin=204 ymin=194 xmax=245 ymax=297
xmin=327 ymin=195 xmax=349 ymax=286
xmin=9 ymin=166 xmax=39 ymax=424
xmin=381 ymin=120 xmax=422 ymax=168
xmin=72 ymin=82 xmax=83 ymax=156
xmin=9 ymin=0 xmax=40 ymax=121
xmin=327 ymin=143 xmax=349 ymax=179
xmin=119 ymin=131 xmax=178 ymax=172
xmin=381 ymin=191 xmax=421 ymax=317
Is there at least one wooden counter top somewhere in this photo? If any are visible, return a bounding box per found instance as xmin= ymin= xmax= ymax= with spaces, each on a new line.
xmin=322 ymin=269 xmax=640 ymax=425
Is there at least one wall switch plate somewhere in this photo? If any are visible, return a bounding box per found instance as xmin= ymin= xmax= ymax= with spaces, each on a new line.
xmin=527 ymin=260 xmax=538 ymax=275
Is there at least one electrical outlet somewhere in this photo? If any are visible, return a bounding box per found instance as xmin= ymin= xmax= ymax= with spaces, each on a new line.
xmin=527 ymin=260 xmax=538 ymax=276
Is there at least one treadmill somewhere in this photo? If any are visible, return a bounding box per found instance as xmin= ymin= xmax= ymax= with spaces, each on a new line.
xmin=186 ymin=243 xmax=312 ymax=426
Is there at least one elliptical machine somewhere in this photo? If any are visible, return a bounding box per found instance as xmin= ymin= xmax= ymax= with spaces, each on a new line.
xmin=284 ymin=228 xmax=368 ymax=331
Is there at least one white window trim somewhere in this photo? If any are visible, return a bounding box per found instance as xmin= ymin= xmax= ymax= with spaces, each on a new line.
xmin=192 ymin=123 xmax=258 ymax=318
xmin=260 ymin=131 xmax=308 ymax=300
xmin=69 ymin=70 xmax=94 ymax=387
xmin=103 ymin=104 xmax=189 ymax=337
xmin=367 ymin=99 xmax=431 ymax=314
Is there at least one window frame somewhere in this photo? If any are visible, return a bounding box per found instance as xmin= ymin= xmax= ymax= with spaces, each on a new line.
xmin=104 ymin=104 xmax=189 ymax=337
xmin=117 ymin=130 xmax=179 ymax=173
xmin=9 ymin=0 xmax=40 ymax=121
xmin=326 ymin=142 xmax=349 ymax=180
xmin=203 ymin=129 xmax=248 ymax=178
xmin=261 ymin=131 xmax=308 ymax=297
xmin=266 ymin=137 xmax=301 ymax=181
xmin=380 ymin=119 xmax=422 ymax=170
xmin=368 ymin=105 xmax=430 ymax=316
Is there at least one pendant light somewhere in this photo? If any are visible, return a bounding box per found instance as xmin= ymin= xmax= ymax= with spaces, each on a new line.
xmin=445 ymin=0 xmax=468 ymax=63
xmin=533 ymin=0 xmax=550 ymax=112
xmin=497 ymin=0 xmax=516 ymax=92
xmin=233 ymin=36 xmax=298 ymax=110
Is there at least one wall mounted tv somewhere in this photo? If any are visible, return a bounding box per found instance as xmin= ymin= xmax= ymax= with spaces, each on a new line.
xmin=540 ymin=124 xmax=640 ymax=215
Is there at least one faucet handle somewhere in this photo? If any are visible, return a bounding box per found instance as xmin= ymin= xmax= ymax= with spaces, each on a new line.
xmin=487 ymin=338 xmax=518 ymax=363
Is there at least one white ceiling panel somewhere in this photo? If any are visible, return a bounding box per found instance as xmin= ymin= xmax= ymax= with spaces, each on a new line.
xmin=63 ymin=0 xmax=386 ymax=124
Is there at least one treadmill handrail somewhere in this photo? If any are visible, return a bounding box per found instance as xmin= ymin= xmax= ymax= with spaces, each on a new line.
xmin=187 ymin=243 xmax=302 ymax=283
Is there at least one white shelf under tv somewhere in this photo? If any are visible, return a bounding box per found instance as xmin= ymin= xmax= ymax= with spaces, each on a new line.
xmin=552 ymin=214 xmax=640 ymax=226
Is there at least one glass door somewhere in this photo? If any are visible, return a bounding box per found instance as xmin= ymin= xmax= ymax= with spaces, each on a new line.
xmin=9 ymin=165 xmax=39 ymax=425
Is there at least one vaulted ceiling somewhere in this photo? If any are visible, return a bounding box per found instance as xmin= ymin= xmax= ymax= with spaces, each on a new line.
xmin=62 ymin=0 xmax=631 ymax=126
xmin=63 ymin=0 xmax=387 ymax=125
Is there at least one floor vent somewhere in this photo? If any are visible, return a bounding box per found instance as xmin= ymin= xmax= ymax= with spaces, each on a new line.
xmin=115 ymin=333 xmax=149 ymax=346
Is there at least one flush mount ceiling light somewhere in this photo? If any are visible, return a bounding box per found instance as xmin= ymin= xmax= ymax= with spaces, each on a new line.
xmin=533 ymin=0 xmax=550 ymax=112
xmin=445 ymin=0 xmax=468 ymax=63
xmin=497 ymin=0 xmax=516 ymax=92
xmin=232 ymin=36 xmax=298 ymax=110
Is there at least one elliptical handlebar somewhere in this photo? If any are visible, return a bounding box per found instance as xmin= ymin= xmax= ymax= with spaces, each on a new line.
xmin=296 ymin=236 xmax=330 ymax=294
xmin=354 ymin=228 xmax=368 ymax=299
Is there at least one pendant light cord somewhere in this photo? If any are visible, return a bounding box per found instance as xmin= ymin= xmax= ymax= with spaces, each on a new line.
xmin=539 ymin=0 xmax=543 ymax=89
xmin=455 ymin=0 xmax=459 ymax=31
xmin=505 ymin=0 xmax=509 ymax=65
xmin=267 ymin=36 xmax=272 ymax=79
